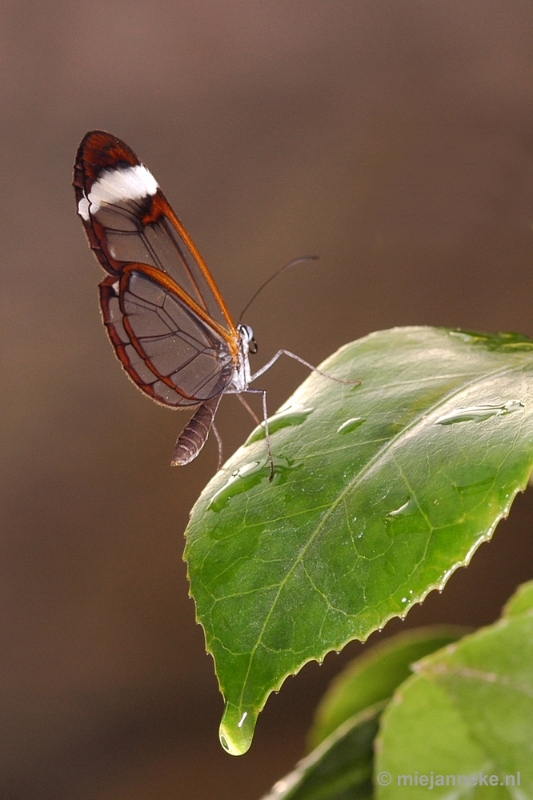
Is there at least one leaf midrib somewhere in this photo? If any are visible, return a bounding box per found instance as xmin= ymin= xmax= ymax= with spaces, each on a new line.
xmin=235 ymin=357 xmax=532 ymax=708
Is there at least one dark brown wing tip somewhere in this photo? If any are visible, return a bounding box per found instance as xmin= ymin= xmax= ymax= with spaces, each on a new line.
xmin=73 ymin=130 xmax=140 ymax=190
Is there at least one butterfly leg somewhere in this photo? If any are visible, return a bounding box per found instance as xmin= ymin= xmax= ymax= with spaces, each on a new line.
xmin=244 ymin=351 xmax=359 ymax=481
xmin=242 ymin=387 xmax=275 ymax=481
xmin=236 ymin=392 xmax=261 ymax=425
xmin=171 ymin=395 xmax=222 ymax=467
xmin=250 ymin=349 xmax=359 ymax=386
xmin=211 ymin=421 xmax=224 ymax=471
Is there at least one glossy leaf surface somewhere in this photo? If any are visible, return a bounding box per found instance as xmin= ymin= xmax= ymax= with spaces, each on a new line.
xmin=184 ymin=327 xmax=533 ymax=754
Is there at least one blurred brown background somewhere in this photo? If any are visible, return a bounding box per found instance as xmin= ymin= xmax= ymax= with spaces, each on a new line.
xmin=3 ymin=1 xmax=533 ymax=798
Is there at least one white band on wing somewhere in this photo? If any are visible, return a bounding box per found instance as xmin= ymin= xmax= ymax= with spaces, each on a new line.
xmin=78 ymin=164 xmax=159 ymax=220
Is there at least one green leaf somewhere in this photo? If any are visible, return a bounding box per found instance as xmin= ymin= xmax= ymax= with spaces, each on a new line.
xmin=265 ymin=629 xmax=466 ymax=799
xmin=502 ymin=578 xmax=533 ymax=618
xmin=309 ymin=626 xmax=467 ymax=749
xmin=184 ymin=326 xmax=533 ymax=754
xmin=376 ymin=582 xmax=533 ymax=797
xmin=376 ymin=676 xmax=505 ymax=799
xmin=261 ymin=704 xmax=384 ymax=800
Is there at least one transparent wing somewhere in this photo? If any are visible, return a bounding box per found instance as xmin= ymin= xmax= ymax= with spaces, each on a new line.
xmin=74 ymin=130 xmax=239 ymax=408
xmin=74 ymin=130 xmax=236 ymax=333
xmin=100 ymin=268 xmax=235 ymax=407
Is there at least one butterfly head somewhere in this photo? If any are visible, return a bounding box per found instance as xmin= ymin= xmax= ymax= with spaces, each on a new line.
xmin=237 ymin=323 xmax=258 ymax=355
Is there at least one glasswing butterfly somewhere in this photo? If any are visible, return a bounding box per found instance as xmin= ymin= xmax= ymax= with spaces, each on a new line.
xmin=74 ymin=131 xmax=347 ymax=477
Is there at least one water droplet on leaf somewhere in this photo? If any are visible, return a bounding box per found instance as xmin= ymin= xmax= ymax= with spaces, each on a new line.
xmin=436 ymin=400 xmax=524 ymax=426
xmin=208 ymin=461 xmax=266 ymax=511
xmin=245 ymin=407 xmax=314 ymax=444
xmin=387 ymin=496 xmax=417 ymax=518
xmin=208 ymin=457 xmax=292 ymax=511
xmin=336 ymin=417 xmax=365 ymax=434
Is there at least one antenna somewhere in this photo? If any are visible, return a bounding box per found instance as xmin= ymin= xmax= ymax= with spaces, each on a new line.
xmin=238 ymin=256 xmax=319 ymax=322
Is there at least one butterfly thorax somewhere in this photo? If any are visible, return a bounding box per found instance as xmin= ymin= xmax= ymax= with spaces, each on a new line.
xmin=228 ymin=324 xmax=254 ymax=393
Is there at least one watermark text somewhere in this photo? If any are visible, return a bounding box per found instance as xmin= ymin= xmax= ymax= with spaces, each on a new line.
xmin=376 ymin=771 xmax=520 ymax=790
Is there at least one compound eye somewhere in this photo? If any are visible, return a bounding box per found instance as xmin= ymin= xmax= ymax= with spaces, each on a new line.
xmin=237 ymin=323 xmax=252 ymax=340
xmin=243 ymin=325 xmax=258 ymax=353
xmin=238 ymin=323 xmax=258 ymax=353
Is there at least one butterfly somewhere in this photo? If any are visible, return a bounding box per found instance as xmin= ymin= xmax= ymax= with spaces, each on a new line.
xmin=74 ymin=131 xmax=346 ymax=476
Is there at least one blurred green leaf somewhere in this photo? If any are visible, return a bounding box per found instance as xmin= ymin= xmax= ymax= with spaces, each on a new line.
xmin=502 ymin=578 xmax=533 ymax=618
xmin=264 ymin=628 xmax=466 ymax=800
xmin=376 ymin=581 xmax=533 ymax=798
xmin=184 ymin=327 xmax=533 ymax=754
xmin=262 ymin=704 xmax=383 ymax=800
xmin=309 ymin=626 xmax=467 ymax=749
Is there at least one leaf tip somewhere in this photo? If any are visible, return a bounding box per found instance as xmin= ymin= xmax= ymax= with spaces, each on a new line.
xmin=219 ymin=704 xmax=258 ymax=756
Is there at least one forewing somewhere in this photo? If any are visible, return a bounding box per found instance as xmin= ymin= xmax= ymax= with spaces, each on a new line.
xmin=74 ymin=131 xmax=239 ymax=407
xmin=73 ymin=130 xmax=236 ymax=334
